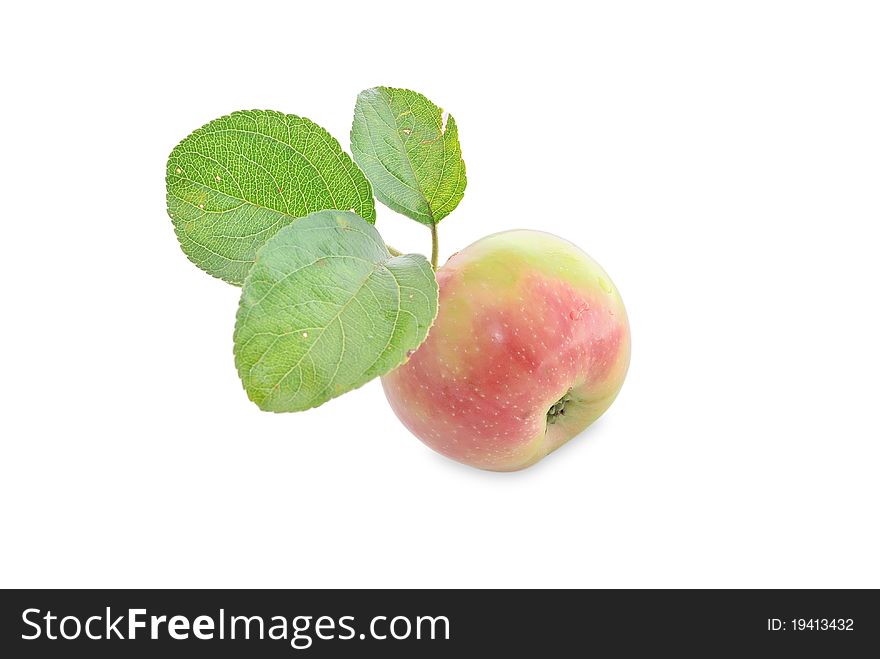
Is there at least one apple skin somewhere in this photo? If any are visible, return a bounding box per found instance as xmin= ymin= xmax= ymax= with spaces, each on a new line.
xmin=382 ymin=230 xmax=631 ymax=471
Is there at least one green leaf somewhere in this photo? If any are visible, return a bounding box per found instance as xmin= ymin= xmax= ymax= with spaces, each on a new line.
xmin=351 ymin=87 xmax=466 ymax=226
xmin=166 ymin=110 xmax=376 ymax=285
xmin=233 ymin=210 xmax=438 ymax=412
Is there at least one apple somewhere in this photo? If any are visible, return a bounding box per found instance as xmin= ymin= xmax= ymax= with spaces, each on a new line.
xmin=382 ymin=230 xmax=631 ymax=471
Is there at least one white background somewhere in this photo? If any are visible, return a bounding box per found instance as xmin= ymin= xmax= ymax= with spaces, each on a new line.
xmin=1 ymin=1 xmax=878 ymax=588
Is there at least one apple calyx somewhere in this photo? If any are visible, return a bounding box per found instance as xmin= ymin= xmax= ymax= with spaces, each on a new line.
xmin=546 ymin=389 xmax=574 ymax=425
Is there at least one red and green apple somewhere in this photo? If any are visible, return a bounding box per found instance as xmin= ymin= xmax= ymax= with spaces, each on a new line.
xmin=382 ymin=230 xmax=631 ymax=471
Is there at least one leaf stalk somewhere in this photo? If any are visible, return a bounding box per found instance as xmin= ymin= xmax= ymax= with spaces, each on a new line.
xmin=430 ymin=223 xmax=439 ymax=270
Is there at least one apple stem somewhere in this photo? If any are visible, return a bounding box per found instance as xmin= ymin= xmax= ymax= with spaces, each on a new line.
xmin=430 ymin=223 xmax=439 ymax=270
